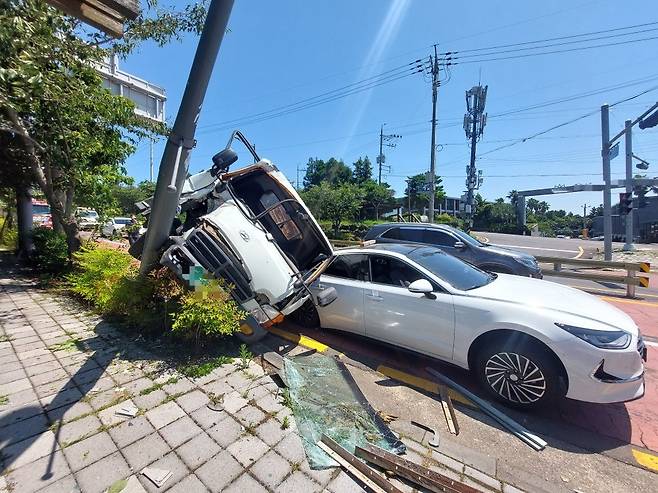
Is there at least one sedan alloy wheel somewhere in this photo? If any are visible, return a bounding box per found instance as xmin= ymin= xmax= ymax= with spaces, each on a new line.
xmin=484 ymin=351 xmax=547 ymax=404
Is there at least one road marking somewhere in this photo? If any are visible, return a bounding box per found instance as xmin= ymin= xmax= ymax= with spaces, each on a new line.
xmin=567 ymin=285 xmax=658 ymax=299
xmin=573 ymin=246 xmax=584 ymax=259
xmin=600 ymin=297 xmax=658 ymax=308
xmin=495 ymin=244 xmax=578 ymax=254
xmin=376 ymin=365 xmax=472 ymax=407
xmin=266 ymin=326 xmax=329 ymax=353
xmin=632 ymin=449 xmax=658 ymax=472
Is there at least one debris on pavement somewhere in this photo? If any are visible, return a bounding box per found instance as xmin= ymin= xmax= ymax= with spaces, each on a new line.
xmin=141 ymin=467 xmax=173 ymax=488
xmin=115 ymin=403 xmax=139 ymax=418
xmin=439 ymin=384 xmax=460 ymax=435
xmin=355 ymin=442 xmax=483 ymax=493
xmin=319 ymin=434 xmax=403 ymax=493
xmin=284 ymin=352 xmax=405 ymax=468
xmin=377 ymin=410 xmax=398 ymax=424
xmin=425 ymin=367 xmax=547 ymax=451
xmin=410 ymin=420 xmax=440 ymax=448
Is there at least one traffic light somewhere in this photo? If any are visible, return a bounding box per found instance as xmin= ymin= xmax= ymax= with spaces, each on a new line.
xmin=619 ymin=192 xmax=633 ymax=215
xmin=639 ymin=109 xmax=658 ymax=129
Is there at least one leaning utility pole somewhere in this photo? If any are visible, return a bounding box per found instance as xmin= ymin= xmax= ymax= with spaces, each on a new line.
xmin=601 ymin=104 xmax=613 ymax=260
xmin=428 ymin=45 xmax=440 ymax=223
xmin=624 ymin=119 xmax=634 ymax=251
xmin=140 ymin=0 xmax=235 ymax=274
xmin=464 ymin=84 xmax=487 ymax=228
xmin=377 ymin=124 xmax=401 ymax=184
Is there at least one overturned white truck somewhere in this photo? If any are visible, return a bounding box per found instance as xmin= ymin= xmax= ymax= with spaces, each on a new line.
xmin=130 ymin=132 xmax=337 ymax=342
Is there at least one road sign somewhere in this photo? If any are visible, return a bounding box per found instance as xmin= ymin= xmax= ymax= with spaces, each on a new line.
xmin=609 ymin=143 xmax=620 ymax=160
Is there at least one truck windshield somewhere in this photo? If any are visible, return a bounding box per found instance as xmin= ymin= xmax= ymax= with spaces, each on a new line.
xmin=408 ymin=246 xmax=494 ymax=290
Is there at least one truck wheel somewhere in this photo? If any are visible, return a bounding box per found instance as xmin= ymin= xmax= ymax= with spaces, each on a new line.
xmin=290 ymin=299 xmax=320 ymax=328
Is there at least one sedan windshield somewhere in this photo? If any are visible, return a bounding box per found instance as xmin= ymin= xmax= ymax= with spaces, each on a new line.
xmin=408 ymin=247 xmax=494 ymax=290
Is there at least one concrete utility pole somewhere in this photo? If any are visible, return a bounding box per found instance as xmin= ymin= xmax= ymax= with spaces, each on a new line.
xmin=377 ymin=124 xmax=401 ymax=184
xmin=140 ymin=0 xmax=235 ymax=274
xmin=428 ymin=45 xmax=440 ymax=223
xmin=464 ymin=84 xmax=487 ymax=228
xmin=149 ymin=138 xmax=154 ymax=182
xmin=624 ymin=119 xmax=634 ymax=251
xmin=601 ymin=104 xmax=613 ymax=261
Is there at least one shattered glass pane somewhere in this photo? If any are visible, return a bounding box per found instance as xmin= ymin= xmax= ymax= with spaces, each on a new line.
xmin=283 ymin=352 xmax=405 ymax=469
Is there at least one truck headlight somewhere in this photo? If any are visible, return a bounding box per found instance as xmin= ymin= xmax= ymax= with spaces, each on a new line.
xmin=555 ymin=323 xmax=631 ymax=349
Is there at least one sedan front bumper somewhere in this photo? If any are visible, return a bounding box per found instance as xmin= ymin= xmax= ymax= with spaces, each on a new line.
xmin=554 ymin=335 xmax=645 ymax=404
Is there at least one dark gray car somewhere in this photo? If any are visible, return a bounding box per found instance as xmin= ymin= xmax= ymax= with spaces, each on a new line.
xmin=363 ymin=223 xmax=542 ymax=278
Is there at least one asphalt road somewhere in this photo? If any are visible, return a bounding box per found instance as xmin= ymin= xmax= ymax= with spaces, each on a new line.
xmin=473 ymin=231 xmax=616 ymax=259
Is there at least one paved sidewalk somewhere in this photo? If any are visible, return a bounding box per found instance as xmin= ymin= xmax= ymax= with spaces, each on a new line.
xmin=0 ymin=267 xmax=513 ymax=493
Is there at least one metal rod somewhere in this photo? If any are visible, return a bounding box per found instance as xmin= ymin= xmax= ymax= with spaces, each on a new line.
xmin=623 ymin=119 xmax=635 ymax=252
xmin=425 ymin=367 xmax=546 ymax=451
xmin=139 ymin=0 xmax=235 ymax=274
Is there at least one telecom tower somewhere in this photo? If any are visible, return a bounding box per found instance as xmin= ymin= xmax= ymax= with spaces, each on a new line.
xmin=463 ymin=85 xmax=487 ymax=227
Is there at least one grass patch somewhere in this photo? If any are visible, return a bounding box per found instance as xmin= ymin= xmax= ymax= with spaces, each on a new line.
xmin=244 ymin=423 xmax=256 ymax=435
xmin=281 ymin=416 xmax=290 ymax=430
xmin=0 ymin=395 xmax=8 ymax=406
xmin=178 ymin=355 xmax=233 ymax=378
xmin=48 ymin=337 xmax=85 ymax=352
xmin=139 ymin=376 xmax=179 ymax=396
xmin=0 ymin=334 xmax=12 ymax=342
xmin=280 ymin=389 xmax=293 ymax=409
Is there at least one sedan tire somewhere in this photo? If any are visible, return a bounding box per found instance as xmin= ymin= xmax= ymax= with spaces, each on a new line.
xmin=474 ymin=337 xmax=562 ymax=409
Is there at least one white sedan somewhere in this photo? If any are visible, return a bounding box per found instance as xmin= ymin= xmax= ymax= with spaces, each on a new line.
xmin=306 ymin=243 xmax=646 ymax=408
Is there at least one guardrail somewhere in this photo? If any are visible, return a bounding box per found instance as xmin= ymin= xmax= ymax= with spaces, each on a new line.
xmin=535 ymin=256 xmax=650 ymax=298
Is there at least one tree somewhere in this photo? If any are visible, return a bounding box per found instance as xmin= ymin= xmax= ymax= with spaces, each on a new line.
xmin=0 ymin=0 xmax=206 ymax=255
xmin=403 ymin=173 xmax=445 ymax=213
xmin=352 ymin=156 xmax=373 ymax=184
xmin=362 ymin=181 xmax=394 ymax=220
xmin=301 ymin=182 xmax=364 ymax=237
xmin=303 ymin=157 xmax=352 ymax=189
xmin=113 ymin=181 xmax=156 ymax=215
xmin=507 ymin=190 xmax=519 ymax=208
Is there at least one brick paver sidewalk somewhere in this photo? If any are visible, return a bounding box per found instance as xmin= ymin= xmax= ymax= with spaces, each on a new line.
xmin=0 ymin=272 xmax=363 ymax=492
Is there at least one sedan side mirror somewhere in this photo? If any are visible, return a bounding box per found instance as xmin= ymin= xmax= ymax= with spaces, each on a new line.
xmin=453 ymin=241 xmax=466 ymax=249
xmin=316 ymin=287 xmax=338 ymax=307
xmin=408 ymin=279 xmax=434 ymax=294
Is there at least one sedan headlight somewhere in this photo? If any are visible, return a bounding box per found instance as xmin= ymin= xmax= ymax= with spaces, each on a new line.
xmin=514 ymin=256 xmax=538 ymax=270
xmin=555 ymin=323 xmax=631 ymax=349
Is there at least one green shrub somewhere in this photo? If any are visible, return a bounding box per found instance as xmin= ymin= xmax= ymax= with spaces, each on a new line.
xmin=171 ymin=288 xmax=244 ymax=345
xmin=67 ymin=244 xmax=139 ymax=313
xmin=32 ymin=227 xmax=69 ymax=273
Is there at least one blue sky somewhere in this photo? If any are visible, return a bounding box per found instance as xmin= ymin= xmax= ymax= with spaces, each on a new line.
xmin=122 ymin=0 xmax=658 ymax=214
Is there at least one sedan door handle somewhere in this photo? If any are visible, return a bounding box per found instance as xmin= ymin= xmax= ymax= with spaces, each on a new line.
xmin=366 ymin=294 xmax=383 ymax=302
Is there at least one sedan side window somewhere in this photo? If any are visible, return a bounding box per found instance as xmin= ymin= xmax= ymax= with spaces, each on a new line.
xmin=424 ymin=230 xmax=457 ymax=247
xmin=381 ymin=227 xmax=400 ymax=240
xmin=324 ymin=255 xmax=369 ymax=281
xmin=369 ymin=255 xmax=425 ymax=288
xmin=398 ymin=228 xmax=424 ymax=243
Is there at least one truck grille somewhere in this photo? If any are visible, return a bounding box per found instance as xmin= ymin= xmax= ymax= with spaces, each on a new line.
xmin=185 ymin=229 xmax=253 ymax=302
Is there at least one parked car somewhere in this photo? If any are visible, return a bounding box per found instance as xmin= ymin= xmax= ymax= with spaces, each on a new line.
xmin=306 ymin=243 xmax=645 ymax=408
xmin=364 ymin=223 xmax=542 ymax=278
xmin=132 ymin=131 xmax=335 ymax=343
xmin=102 ymin=217 xmax=132 ymax=237
xmin=32 ymin=199 xmax=52 ymax=228
xmin=76 ymin=208 xmax=99 ymax=230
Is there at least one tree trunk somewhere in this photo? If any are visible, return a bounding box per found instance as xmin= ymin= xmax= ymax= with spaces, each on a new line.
xmin=15 ymin=185 xmax=34 ymax=259
xmin=2 ymin=105 xmax=80 ymax=255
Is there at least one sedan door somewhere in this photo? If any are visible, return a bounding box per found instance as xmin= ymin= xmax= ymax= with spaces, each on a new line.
xmin=422 ymin=229 xmax=477 ymax=264
xmin=309 ymin=254 xmax=368 ymax=335
xmin=363 ymin=254 xmax=455 ymax=360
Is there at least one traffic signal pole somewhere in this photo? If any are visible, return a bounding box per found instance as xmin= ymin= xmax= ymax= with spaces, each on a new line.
xmin=601 ymin=104 xmax=613 ymax=261
xmin=139 ymin=0 xmax=234 ymax=275
xmin=624 ymin=119 xmax=634 ymax=251
xmin=428 ymin=46 xmax=439 ymax=223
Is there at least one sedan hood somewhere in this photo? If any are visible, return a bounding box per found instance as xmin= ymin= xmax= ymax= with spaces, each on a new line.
xmin=468 ymin=274 xmax=638 ymax=335
xmin=483 ymin=244 xmax=534 ymax=262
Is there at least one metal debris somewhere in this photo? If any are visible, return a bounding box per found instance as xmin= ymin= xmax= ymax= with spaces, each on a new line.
xmin=425 ymin=367 xmax=547 ymax=451
xmin=115 ymin=404 xmax=139 ymax=418
xmin=410 ymin=421 xmax=440 ymax=448
xmin=141 ymin=467 xmax=173 ymax=488
xmin=439 ymin=385 xmax=460 ymax=436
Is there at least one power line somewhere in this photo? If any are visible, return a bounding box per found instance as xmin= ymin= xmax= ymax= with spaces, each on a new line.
xmin=198 ymin=61 xmax=423 ymax=132
xmin=450 ymin=35 xmax=658 ymax=65
xmin=439 ymin=21 xmax=658 ymax=56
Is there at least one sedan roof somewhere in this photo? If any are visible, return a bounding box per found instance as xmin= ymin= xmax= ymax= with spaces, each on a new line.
xmin=339 ymin=242 xmax=447 ymax=257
